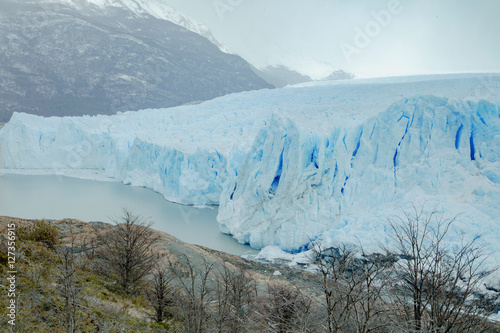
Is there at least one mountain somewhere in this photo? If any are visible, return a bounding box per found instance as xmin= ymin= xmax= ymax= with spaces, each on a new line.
xmin=322 ymin=69 xmax=355 ymax=81
xmin=253 ymin=65 xmax=354 ymax=88
xmin=2 ymin=74 xmax=499 ymax=265
xmin=0 ymin=0 xmax=272 ymax=122
xmin=65 ymin=0 xmax=234 ymax=54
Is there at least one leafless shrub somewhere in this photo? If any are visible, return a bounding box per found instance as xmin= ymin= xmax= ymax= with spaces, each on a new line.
xmin=169 ymin=254 xmax=215 ymax=333
xmin=90 ymin=210 xmax=160 ymax=294
xmin=259 ymin=281 xmax=316 ymax=332
xmin=212 ymin=263 xmax=258 ymax=332
xmin=49 ymin=242 xmax=86 ymax=333
xmin=385 ymin=204 xmax=497 ymax=332
xmin=311 ymin=242 xmax=389 ymax=333
xmin=146 ymin=265 xmax=176 ymax=323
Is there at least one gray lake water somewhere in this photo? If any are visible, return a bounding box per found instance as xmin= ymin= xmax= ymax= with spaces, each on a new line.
xmin=0 ymin=173 xmax=256 ymax=256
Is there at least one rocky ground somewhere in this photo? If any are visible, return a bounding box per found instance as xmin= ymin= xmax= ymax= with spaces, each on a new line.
xmin=1 ymin=216 xmax=498 ymax=332
xmin=0 ymin=216 xmax=322 ymax=293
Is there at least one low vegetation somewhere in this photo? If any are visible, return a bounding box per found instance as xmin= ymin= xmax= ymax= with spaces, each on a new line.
xmin=0 ymin=208 xmax=499 ymax=332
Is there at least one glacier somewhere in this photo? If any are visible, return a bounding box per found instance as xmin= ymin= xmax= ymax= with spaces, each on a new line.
xmin=1 ymin=74 xmax=499 ymax=258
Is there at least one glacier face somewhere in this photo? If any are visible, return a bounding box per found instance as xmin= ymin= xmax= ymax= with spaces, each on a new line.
xmin=218 ymin=96 xmax=500 ymax=251
xmin=1 ymin=74 xmax=499 ymax=254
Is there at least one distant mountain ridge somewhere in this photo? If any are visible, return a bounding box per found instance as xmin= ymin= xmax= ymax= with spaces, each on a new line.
xmin=253 ymin=65 xmax=354 ymax=88
xmin=0 ymin=0 xmax=272 ymax=121
xmin=66 ymin=0 xmax=354 ymax=86
xmin=58 ymin=0 xmax=234 ymax=54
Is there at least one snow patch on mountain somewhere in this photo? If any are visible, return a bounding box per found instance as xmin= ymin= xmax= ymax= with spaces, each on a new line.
xmin=55 ymin=0 xmax=232 ymax=54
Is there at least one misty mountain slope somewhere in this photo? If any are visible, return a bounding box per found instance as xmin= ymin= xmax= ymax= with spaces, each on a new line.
xmin=0 ymin=0 xmax=272 ymax=121
xmin=254 ymin=65 xmax=354 ymax=88
xmin=1 ymin=74 xmax=499 ymax=261
xmin=66 ymin=0 xmax=234 ymax=54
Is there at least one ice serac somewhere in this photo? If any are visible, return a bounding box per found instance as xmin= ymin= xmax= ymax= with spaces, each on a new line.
xmin=0 ymin=110 xmax=240 ymax=206
xmin=218 ymin=96 xmax=500 ymax=251
xmin=119 ymin=138 xmax=227 ymax=205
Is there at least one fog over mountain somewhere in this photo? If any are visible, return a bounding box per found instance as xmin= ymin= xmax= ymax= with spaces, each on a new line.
xmin=0 ymin=0 xmax=272 ymax=122
xmin=252 ymin=65 xmax=354 ymax=88
xmin=166 ymin=0 xmax=500 ymax=79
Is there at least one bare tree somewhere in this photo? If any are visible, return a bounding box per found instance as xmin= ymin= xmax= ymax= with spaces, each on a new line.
xmin=146 ymin=265 xmax=175 ymax=323
xmin=311 ymin=242 xmax=391 ymax=333
xmin=312 ymin=243 xmax=361 ymax=333
xmin=49 ymin=241 xmax=86 ymax=333
xmin=351 ymin=251 xmax=392 ymax=333
xmin=213 ymin=264 xmax=257 ymax=332
xmin=386 ymin=205 xmax=497 ymax=332
xmin=169 ymin=254 xmax=215 ymax=333
xmin=260 ymin=282 xmax=316 ymax=332
xmin=91 ymin=210 xmax=160 ymax=294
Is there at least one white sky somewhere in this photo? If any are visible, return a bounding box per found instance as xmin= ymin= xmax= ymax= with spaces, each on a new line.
xmin=162 ymin=0 xmax=500 ymax=78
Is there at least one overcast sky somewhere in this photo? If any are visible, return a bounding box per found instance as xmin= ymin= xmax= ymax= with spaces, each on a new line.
xmin=162 ymin=0 xmax=500 ymax=79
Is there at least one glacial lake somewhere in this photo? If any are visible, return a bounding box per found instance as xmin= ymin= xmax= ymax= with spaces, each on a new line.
xmin=0 ymin=173 xmax=257 ymax=257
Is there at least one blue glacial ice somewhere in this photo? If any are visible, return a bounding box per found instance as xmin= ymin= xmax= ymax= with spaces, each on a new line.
xmin=1 ymin=74 xmax=499 ymax=256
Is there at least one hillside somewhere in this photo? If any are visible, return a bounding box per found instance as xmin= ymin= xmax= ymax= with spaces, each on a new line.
xmin=0 ymin=216 xmax=324 ymax=331
xmin=0 ymin=0 xmax=272 ymax=121
xmin=1 ymin=216 xmax=499 ymax=332
xmin=0 ymin=215 xmax=315 ymax=284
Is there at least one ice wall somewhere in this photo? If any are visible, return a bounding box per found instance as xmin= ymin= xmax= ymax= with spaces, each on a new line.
xmin=218 ymin=96 xmax=500 ymax=251
xmin=0 ymin=110 xmax=252 ymax=205
xmin=1 ymin=74 xmax=499 ymax=253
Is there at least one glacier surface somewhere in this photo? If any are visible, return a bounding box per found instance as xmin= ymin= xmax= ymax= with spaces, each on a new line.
xmin=1 ymin=74 xmax=499 ymax=258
